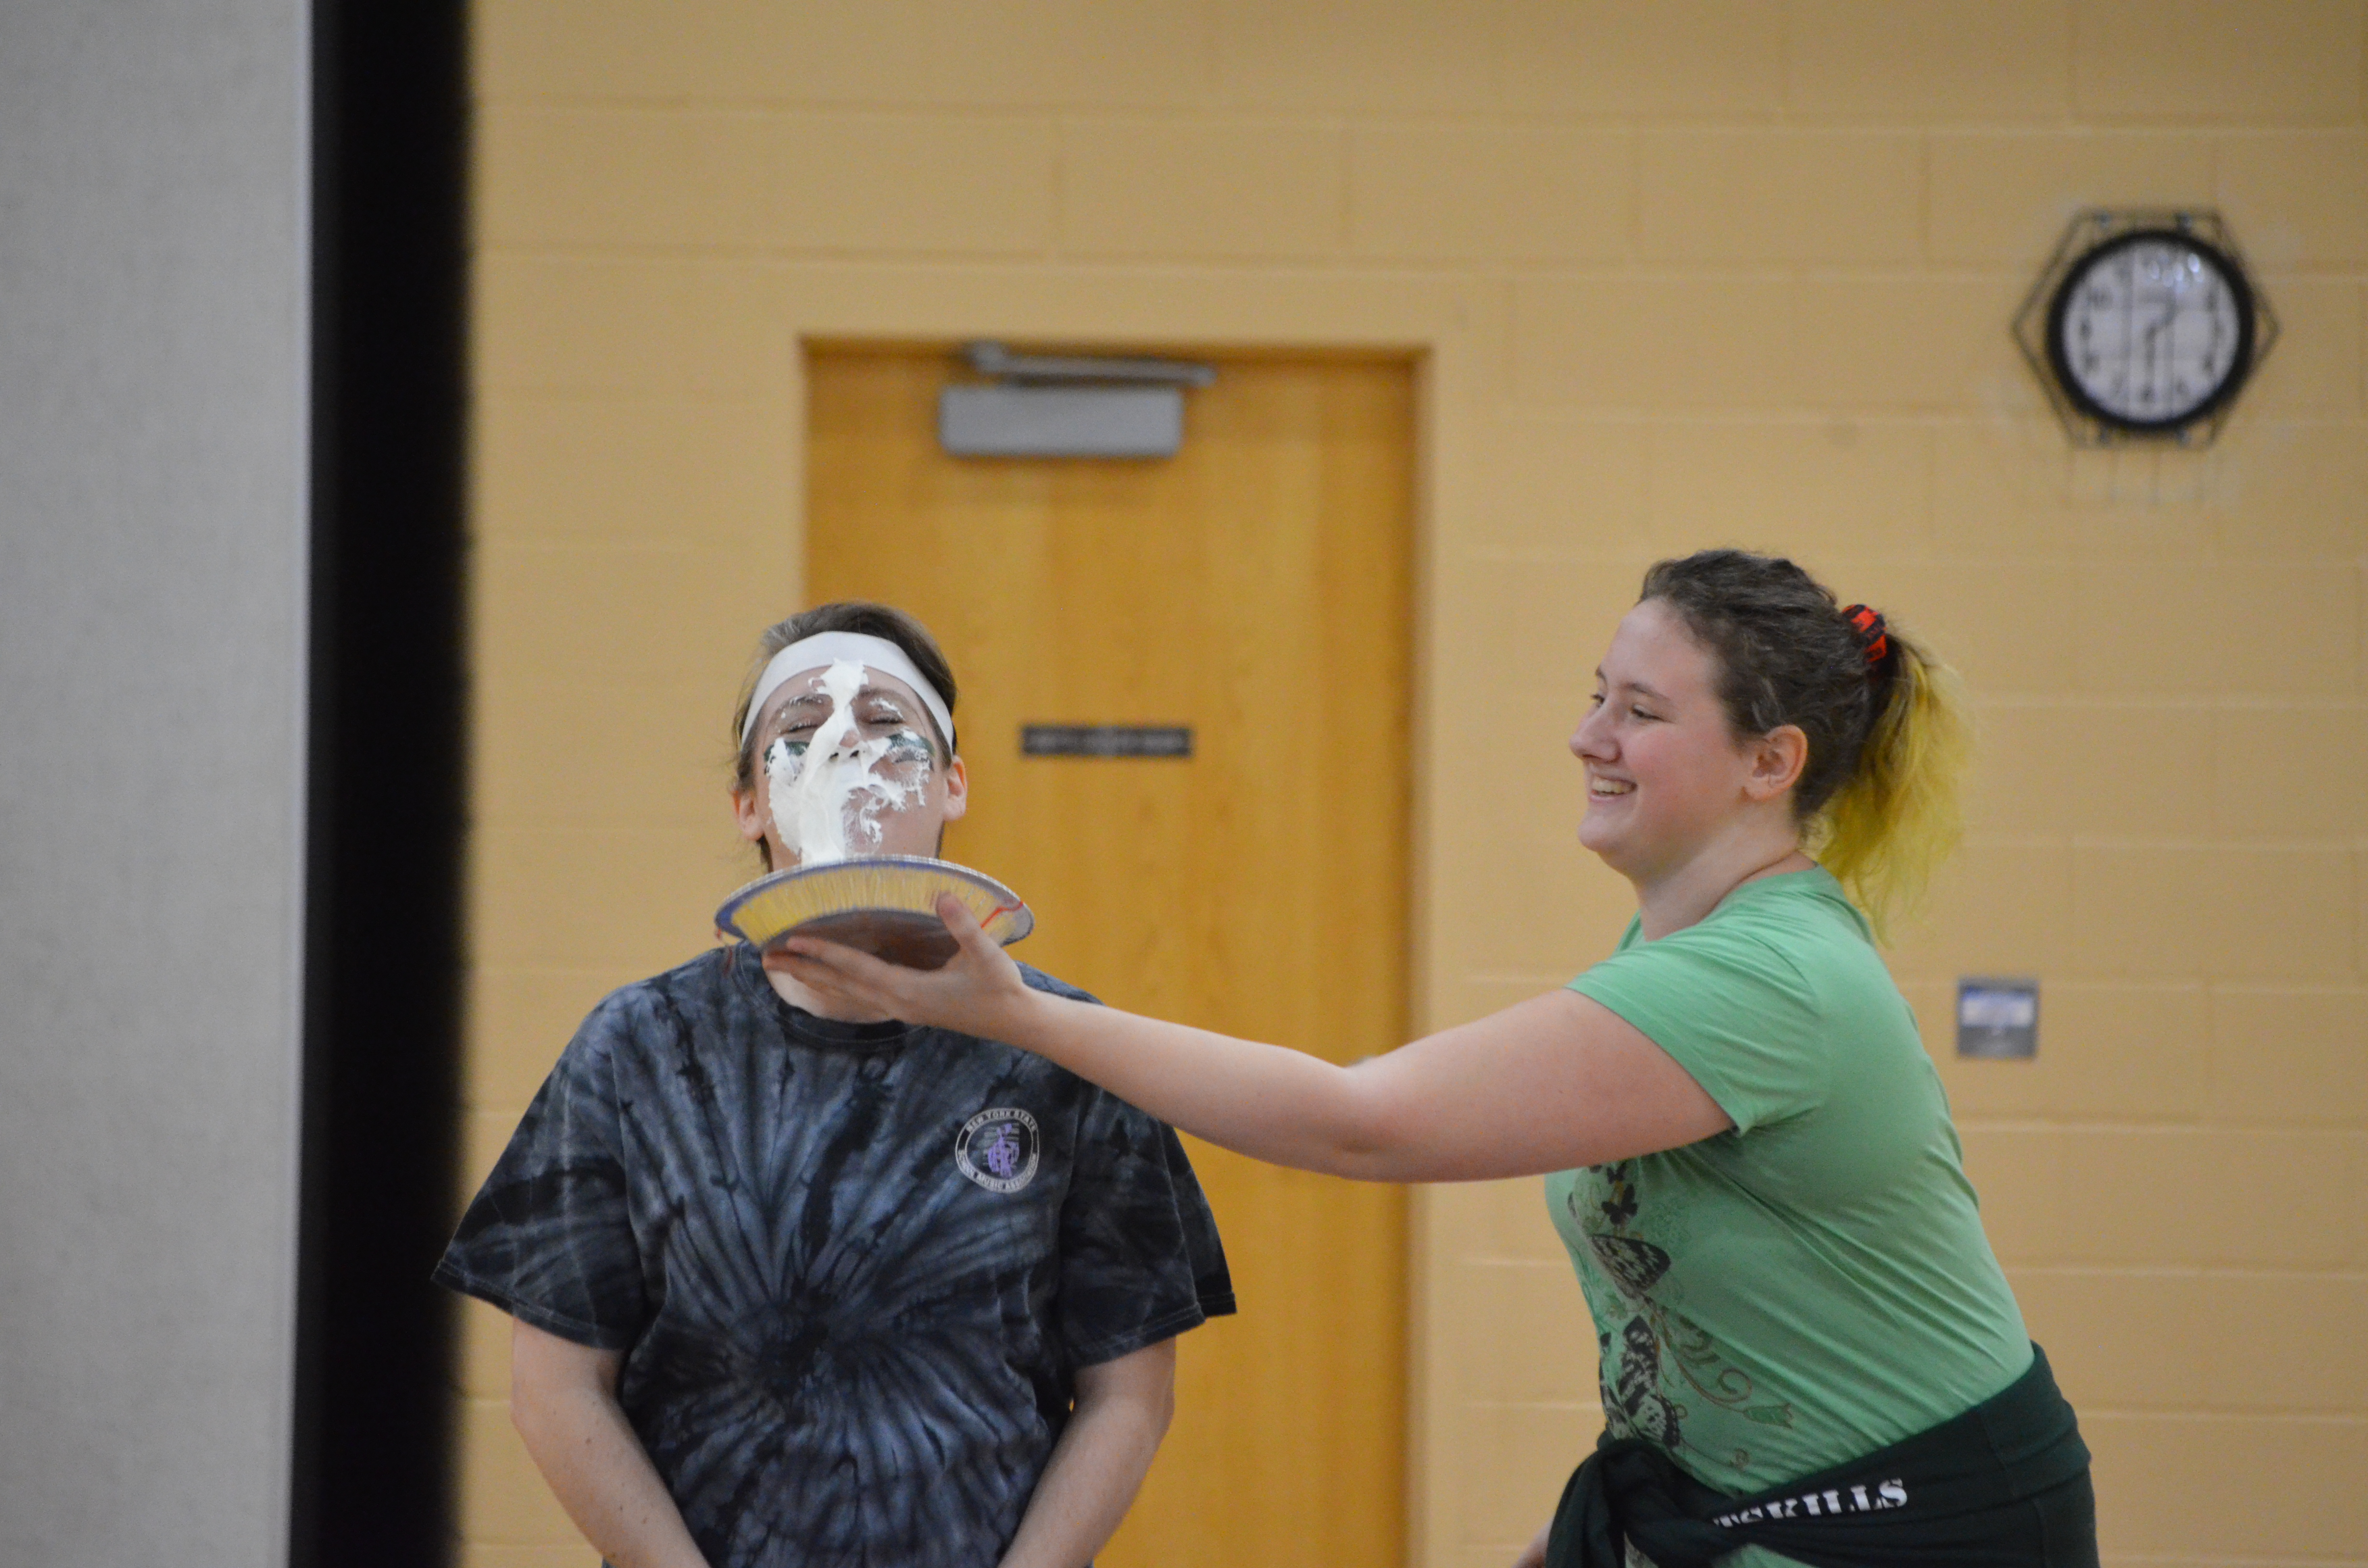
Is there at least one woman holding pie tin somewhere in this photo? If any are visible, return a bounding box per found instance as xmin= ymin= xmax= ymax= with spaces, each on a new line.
xmin=783 ymin=549 xmax=2098 ymax=1568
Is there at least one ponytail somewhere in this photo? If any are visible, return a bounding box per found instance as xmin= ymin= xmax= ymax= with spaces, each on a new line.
xmin=1807 ymin=631 xmax=1970 ymax=938
xmin=1639 ymin=551 xmax=1973 ymax=940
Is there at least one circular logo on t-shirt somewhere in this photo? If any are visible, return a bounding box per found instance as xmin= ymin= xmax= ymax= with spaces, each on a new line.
xmin=954 ymin=1107 xmax=1040 ymax=1194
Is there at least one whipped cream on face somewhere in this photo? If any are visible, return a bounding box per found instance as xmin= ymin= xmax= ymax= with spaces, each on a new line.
xmin=762 ymin=661 xmax=931 ymax=866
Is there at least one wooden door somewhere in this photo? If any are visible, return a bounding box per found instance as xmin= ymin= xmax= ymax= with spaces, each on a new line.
xmin=806 ymin=345 xmax=1413 ymax=1568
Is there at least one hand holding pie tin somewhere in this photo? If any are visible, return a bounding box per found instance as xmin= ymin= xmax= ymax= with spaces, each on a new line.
xmin=716 ymin=856 xmax=1034 ymax=970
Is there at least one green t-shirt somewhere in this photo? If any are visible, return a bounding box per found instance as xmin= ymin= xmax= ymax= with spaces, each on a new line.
xmin=1548 ymin=867 xmax=2029 ymax=1532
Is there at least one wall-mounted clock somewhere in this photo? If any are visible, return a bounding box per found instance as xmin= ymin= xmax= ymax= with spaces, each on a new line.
xmin=2013 ymin=210 xmax=2278 ymax=447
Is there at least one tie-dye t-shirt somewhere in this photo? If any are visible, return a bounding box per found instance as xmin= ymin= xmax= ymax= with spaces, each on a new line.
xmin=435 ymin=945 xmax=1234 ymax=1568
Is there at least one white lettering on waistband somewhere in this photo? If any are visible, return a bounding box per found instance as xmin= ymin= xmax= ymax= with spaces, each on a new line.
xmin=1710 ymin=1478 xmax=1908 ymax=1528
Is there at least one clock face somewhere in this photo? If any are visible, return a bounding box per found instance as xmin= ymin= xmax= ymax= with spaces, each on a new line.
xmin=2046 ymin=230 xmax=2255 ymax=431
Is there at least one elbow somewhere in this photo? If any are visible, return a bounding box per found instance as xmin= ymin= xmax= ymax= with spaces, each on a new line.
xmin=1315 ymin=1070 xmax=1426 ymax=1183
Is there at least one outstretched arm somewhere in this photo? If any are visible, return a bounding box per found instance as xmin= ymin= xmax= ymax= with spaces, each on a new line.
xmin=779 ymin=898 xmax=1729 ymax=1182
xmin=999 ymin=1339 xmax=1177 ymax=1568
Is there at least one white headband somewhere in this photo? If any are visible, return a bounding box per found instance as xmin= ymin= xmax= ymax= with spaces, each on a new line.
xmin=740 ymin=631 xmax=957 ymax=751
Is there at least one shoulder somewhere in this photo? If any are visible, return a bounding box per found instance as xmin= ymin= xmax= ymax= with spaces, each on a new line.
xmin=583 ymin=945 xmax=740 ymax=1017
xmin=1712 ymin=875 xmax=1901 ymax=1012
xmin=1727 ymin=870 xmax=1874 ymax=944
xmin=567 ymin=946 xmax=755 ymax=1060
xmin=1579 ymin=902 xmax=1813 ymax=1010
xmin=1618 ymin=874 xmax=1875 ymax=992
xmin=1661 ymin=875 xmax=1926 ymax=1076
xmin=1015 ymin=963 xmax=1102 ymax=1007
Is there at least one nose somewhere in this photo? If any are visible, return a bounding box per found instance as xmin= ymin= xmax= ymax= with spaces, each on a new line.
xmin=824 ymin=705 xmax=864 ymax=756
xmin=1571 ymin=703 xmax=1612 ymax=761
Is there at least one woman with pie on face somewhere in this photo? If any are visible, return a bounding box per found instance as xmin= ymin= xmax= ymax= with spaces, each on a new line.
xmin=783 ymin=550 xmax=2098 ymax=1568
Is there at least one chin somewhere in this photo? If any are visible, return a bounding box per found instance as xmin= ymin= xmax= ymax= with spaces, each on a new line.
xmin=1577 ymin=813 xmax=1653 ymax=877
xmin=1575 ymin=818 xmax=1622 ymax=863
xmin=1580 ymin=839 xmax=1631 ymax=873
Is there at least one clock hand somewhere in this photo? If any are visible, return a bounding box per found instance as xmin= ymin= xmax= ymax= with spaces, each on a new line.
xmin=2141 ymin=301 xmax=2179 ymax=381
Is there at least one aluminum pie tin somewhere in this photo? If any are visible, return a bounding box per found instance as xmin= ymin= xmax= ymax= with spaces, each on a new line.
xmin=715 ymin=855 xmax=1034 ymax=970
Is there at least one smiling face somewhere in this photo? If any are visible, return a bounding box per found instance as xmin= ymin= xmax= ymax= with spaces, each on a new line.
xmin=1570 ymin=599 xmax=1799 ymax=885
xmin=730 ymin=664 xmax=966 ymax=867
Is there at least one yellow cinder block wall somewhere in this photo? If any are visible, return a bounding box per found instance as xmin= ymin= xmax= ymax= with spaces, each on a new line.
xmin=458 ymin=4 xmax=2368 ymax=1565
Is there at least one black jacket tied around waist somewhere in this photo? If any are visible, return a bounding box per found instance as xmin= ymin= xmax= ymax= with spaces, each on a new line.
xmin=1544 ymin=1344 xmax=2096 ymax=1568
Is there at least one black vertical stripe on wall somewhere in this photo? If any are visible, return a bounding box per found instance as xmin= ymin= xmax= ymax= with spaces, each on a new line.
xmin=291 ymin=2 xmax=468 ymax=1565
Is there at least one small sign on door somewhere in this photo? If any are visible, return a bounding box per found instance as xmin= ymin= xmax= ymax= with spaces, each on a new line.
xmin=1021 ymin=725 xmax=1194 ymax=759
xmin=1956 ymin=977 xmax=2039 ymax=1059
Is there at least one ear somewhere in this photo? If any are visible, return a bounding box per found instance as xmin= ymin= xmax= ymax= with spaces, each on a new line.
xmin=729 ymin=783 xmax=766 ymax=845
xmin=937 ymin=753 xmax=969 ymax=823
xmin=1743 ymin=724 xmax=1809 ymax=803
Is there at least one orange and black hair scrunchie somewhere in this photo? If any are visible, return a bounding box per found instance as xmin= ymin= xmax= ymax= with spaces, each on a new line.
xmin=1840 ymin=603 xmax=1890 ymax=668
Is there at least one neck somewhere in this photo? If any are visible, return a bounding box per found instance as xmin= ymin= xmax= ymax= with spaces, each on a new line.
xmin=1628 ymin=821 xmax=1811 ymax=941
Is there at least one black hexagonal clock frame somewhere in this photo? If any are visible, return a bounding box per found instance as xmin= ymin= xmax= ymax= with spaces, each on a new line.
xmin=2012 ymin=208 xmax=2279 ymax=448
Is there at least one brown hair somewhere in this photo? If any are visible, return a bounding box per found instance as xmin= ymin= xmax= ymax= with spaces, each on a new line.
xmin=729 ymin=601 xmax=960 ymax=795
xmin=1639 ymin=550 xmax=1969 ymax=934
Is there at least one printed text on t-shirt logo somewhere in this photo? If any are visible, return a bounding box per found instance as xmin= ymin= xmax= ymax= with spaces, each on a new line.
xmin=955 ymin=1107 xmax=1041 ymax=1194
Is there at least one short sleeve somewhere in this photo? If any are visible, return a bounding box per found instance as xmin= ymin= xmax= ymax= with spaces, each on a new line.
xmin=1054 ymin=1089 xmax=1236 ymax=1368
xmin=432 ymin=1003 xmax=650 ymax=1350
xmin=1567 ymin=918 xmax=1831 ymax=1135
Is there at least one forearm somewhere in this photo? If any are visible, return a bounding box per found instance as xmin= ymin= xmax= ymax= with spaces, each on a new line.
xmin=513 ymin=1373 xmax=708 ymax=1568
xmin=998 ymin=1359 xmax=1174 ymax=1568
xmin=999 ymin=988 xmax=1393 ymax=1177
